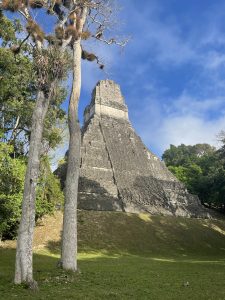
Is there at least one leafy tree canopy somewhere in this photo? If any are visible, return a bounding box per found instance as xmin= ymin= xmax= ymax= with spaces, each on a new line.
xmin=162 ymin=143 xmax=216 ymax=167
xmin=163 ymin=142 xmax=225 ymax=212
xmin=0 ymin=142 xmax=64 ymax=240
xmin=0 ymin=15 xmax=67 ymax=155
xmin=0 ymin=15 xmax=67 ymax=240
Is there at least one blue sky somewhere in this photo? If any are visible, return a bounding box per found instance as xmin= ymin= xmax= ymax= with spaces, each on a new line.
xmin=7 ymin=1 xmax=225 ymax=164
xmin=72 ymin=0 xmax=225 ymax=160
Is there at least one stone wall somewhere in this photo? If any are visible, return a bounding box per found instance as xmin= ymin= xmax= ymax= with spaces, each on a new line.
xmin=76 ymin=80 xmax=209 ymax=218
xmin=79 ymin=116 xmax=123 ymax=211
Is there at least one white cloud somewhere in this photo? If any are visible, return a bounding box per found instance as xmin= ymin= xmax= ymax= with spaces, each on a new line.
xmin=132 ymin=91 xmax=225 ymax=157
xmin=118 ymin=1 xmax=225 ymax=158
xmin=168 ymin=92 xmax=225 ymax=116
xmin=203 ymin=52 xmax=225 ymax=69
xmin=158 ymin=115 xmax=225 ymax=151
xmin=121 ymin=0 xmax=225 ymax=74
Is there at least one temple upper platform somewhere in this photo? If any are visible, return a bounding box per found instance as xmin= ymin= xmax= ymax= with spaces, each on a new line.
xmin=83 ymin=80 xmax=129 ymax=124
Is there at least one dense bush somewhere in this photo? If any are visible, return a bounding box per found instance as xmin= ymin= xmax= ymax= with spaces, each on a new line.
xmin=163 ymin=142 xmax=225 ymax=212
xmin=0 ymin=143 xmax=64 ymax=240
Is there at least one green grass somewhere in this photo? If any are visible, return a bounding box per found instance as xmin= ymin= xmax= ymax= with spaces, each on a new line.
xmin=1 ymin=211 xmax=225 ymax=299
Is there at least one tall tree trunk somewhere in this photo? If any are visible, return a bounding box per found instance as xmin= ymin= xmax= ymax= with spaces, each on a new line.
xmin=14 ymin=89 xmax=51 ymax=285
xmin=61 ymin=41 xmax=82 ymax=271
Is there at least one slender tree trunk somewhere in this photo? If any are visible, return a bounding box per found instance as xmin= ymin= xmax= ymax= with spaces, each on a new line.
xmin=61 ymin=41 xmax=82 ymax=271
xmin=14 ymin=89 xmax=51 ymax=285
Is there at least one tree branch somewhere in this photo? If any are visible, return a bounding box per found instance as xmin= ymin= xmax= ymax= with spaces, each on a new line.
xmin=93 ymin=35 xmax=129 ymax=47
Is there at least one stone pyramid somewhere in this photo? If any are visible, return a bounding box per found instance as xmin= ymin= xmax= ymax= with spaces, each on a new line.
xmin=78 ymin=80 xmax=208 ymax=217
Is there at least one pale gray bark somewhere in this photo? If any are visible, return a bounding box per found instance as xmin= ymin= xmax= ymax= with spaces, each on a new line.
xmin=61 ymin=41 xmax=82 ymax=271
xmin=61 ymin=6 xmax=87 ymax=272
xmin=14 ymin=89 xmax=51 ymax=284
xmin=9 ymin=116 xmax=20 ymax=143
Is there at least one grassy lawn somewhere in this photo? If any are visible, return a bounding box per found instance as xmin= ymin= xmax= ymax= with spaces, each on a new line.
xmin=1 ymin=211 xmax=225 ymax=299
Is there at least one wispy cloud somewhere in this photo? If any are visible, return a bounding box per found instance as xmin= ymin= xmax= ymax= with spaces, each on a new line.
xmin=115 ymin=0 xmax=225 ymax=157
xmin=132 ymin=90 xmax=225 ymax=156
xmin=119 ymin=0 xmax=225 ymax=70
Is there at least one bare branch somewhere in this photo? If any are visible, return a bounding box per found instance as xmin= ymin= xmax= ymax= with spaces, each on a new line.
xmin=18 ymin=4 xmax=31 ymax=20
xmin=93 ymin=35 xmax=129 ymax=47
xmin=11 ymin=33 xmax=31 ymax=55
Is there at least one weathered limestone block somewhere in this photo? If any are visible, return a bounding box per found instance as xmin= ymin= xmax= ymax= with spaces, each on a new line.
xmin=77 ymin=80 xmax=209 ymax=217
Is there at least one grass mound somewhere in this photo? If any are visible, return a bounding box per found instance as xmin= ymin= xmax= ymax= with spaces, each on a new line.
xmin=1 ymin=211 xmax=225 ymax=299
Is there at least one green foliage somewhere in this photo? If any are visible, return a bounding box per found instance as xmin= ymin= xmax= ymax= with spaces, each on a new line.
xmin=0 ymin=47 xmax=35 ymax=152
xmin=43 ymin=87 xmax=68 ymax=150
xmin=0 ymin=47 xmax=67 ymax=153
xmin=36 ymin=157 xmax=64 ymax=221
xmin=0 ymin=16 xmax=68 ymax=155
xmin=0 ymin=18 xmax=35 ymax=150
xmin=0 ymin=142 xmax=64 ymax=240
xmin=168 ymin=164 xmax=202 ymax=193
xmin=0 ymin=15 xmax=67 ymax=239
xmin=0 ymin=48 xmax=34 ymax=103
xmin=0 ymin=12 xmax=17 ymax=44
xmin=163 ymin=143 xmax=225 ymax=211
xmin=163 ymin=143 xmax=215 ymax=167
xmin=218 ymin=131 xmax=225 ymax=161
xmin=0 ymin=143 xmax=25 ymax=239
